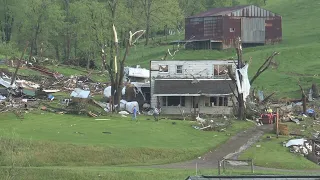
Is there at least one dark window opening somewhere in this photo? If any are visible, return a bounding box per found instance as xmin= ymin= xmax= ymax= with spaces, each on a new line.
xmin=210 ymin=97 xmax=217 ymax=106
xmin=230 ymin=28 xmax=235 ymax=32
xmin=164 ymin=96 xmax=185 ymax=106
xmin=213 ymin=65 xmax=232 ymax=79
xmin=176 ymin=65 xmax=183 ymax=74
xmin=192 ymin=97 xmax=199 ymax=108
xmin=162 ymin=96 xmax=167 ymax=106
xmin=205 ymin=96 xmax=229 ymax=107
xmin=159 ymin=65 xmax=168 ymax=72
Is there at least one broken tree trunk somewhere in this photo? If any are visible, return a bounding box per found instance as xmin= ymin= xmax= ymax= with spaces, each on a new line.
xmin=10 ymin=41 xmax=29 ymax=86
xmin=298 ymin=82 xmax=307 ymax=114
xmin=235 ymin=37 xmax=246 ymax=120
xmin=312 ymin=83 xmax=319 ymax=98
xmin=227 ymin=37 xmax=246 ymax=120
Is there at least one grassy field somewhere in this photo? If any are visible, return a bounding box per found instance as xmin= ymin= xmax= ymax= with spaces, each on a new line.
xmin=239 ymin=133 xmax=320 ymax=170
xmin=239 ymin=116 xmax=320 ymax=170
xmin=0 ymin=111 xmax=253 ymax=167
xmin=2 ymin=166 xmax=319 ymax=180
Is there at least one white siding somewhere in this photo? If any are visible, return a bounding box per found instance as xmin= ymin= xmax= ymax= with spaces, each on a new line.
xmin=150 ymin=60 xmax=236 ymax=110
xmin=150 ymin=60 xmax=235 ymax=79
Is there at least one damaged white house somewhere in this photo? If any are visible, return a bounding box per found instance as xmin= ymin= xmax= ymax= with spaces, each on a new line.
xmin=150 ymin=60 xmax=236 ymax=115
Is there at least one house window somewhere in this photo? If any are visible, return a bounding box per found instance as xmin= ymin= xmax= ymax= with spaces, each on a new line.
xmin=162 ymin=96 xmax=167 ymax=106
xmin=176 ymin=65 xmax=183 ymax=74
xmin=230 ymin=28 xmax=235 ymax=32
xmin=204 ymin=96 xmax=229 ymax=107
xmin=159 ymin=65 xmax=168 ymax=73
xmin=213 ymin=65 xmax=231 ymax=79
xmin=192 ymin=96 xmax=199 ymax=108
xmin=163 ymin=96 xmax=185 ymax=106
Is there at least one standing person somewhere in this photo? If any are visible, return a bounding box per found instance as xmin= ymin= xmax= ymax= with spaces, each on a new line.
xmin=132 ymin=105 xmax=137 ymax=121
xmin=153 ymin=107 xmax=160 ymax=121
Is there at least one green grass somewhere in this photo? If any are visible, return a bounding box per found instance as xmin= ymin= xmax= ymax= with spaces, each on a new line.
xmin=1 ymin=166 xmax=319 ymax=180
xmin=239 ymin=134 xmax=320 ymax=170
xmin=0 ymin=112 xmax=253 ymax=167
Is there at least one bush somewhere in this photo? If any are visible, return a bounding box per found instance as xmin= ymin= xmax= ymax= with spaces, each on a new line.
xmin=0 ymin=42 xmax=20 ymax=59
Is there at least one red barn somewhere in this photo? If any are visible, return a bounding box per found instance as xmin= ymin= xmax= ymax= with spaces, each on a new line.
xmin=184 ymin=5 xmax=282 ymax=50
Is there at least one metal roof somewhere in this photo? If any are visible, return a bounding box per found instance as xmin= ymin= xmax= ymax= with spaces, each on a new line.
xmin=189 ymin=5 xmax=249 ymax=18
xmin=188 ymin=5 xmax=279 ymax=18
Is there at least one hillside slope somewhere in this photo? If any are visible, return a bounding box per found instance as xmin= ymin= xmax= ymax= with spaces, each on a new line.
xmin=129 ymin=0 xmax=320 ymax=98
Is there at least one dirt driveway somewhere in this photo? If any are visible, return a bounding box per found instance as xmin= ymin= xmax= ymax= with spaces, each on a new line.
xmin=149 ymin=124 xmax=273 ymax=169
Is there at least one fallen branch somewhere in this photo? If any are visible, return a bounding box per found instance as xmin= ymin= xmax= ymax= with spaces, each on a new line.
xmin=261 ymin=92 xmax=276 ymax=104
xmin=250 ymin=52 xmax=280 ymax=85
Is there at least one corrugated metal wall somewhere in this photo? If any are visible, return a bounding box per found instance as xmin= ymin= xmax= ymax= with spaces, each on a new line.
xmin=222 ymin=17 xmax=241 ymax=48
xmin=185 ymin=17 xmax=223 ymax=41
xmin=241 ymin=18 xmax=265 ymax=43
xmin=229 ymin=5 xmax=276 ymax=17
xmin=184 ymin=5 xmax=282 ymax=48
xmin=185 ymin=18 xmax=205 ymax=40
xmin=265 ymin=17 xmax=282 ymax=44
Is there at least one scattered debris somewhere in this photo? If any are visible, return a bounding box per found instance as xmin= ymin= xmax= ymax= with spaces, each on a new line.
xmin=88 ymin=111 xmax=98 ymax=117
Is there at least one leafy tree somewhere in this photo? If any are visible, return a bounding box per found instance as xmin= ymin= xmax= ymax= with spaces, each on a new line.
xmin=13 ymin=0 xmax=63 ymax=59
xmin=0 ymin=0 xmax=19 ymax=43
xmin=138 ymin=0 xmax=182 ymax=45
xmin=247 ymin=0 xmax=267 ymax=6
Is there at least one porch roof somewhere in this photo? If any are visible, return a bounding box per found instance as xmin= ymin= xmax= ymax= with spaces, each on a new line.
xmin=153 ymin=79 xmax=235 ymax=96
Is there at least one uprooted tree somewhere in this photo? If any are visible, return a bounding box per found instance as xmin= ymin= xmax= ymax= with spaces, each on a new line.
xmin=228 ymin=37 xmax=279 ymax=120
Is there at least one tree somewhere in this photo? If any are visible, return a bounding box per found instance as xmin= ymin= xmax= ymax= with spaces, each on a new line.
xmin=228 ymin=37 xmax=279 ymax=120
xmin=139 ymin=0 xmax=182 ymax=45
xmin=179 ymin=0 xmax=206 ymax=17
xmin=205 ymin=0 xmax=239 ymax=9
xmin=246 ymin=0 xmax=267 ymax=6
xmin=13 ymin=0 xmax=63 ymax=60
xmin=0 ymin=0 xmax=18 ymax=43
xmin=104 ymin=0 xmax=146 ymax=112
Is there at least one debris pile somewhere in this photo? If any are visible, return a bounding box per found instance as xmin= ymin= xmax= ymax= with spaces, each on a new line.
xmin=283 ymin=138 xmax=320 ymax=165
xmin=192 ymin=114 xmax=232 ymax=131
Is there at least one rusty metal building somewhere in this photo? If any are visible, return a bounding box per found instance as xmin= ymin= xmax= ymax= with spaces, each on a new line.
xmin=184 ymin=5 xmax=282 ymax=50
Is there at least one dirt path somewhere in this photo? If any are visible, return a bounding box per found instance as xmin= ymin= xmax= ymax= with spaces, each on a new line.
xmin=136 ymin=124 xmax=320 ymax=173
xmin=150 ymin=124 xmax=273 ymax=169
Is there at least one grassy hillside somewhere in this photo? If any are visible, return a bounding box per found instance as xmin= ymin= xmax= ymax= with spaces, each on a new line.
xmin=126 ymin=0 xmax=320 ymax=99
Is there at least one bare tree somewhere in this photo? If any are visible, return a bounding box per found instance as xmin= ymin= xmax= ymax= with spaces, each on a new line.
xmin=228 ymin=37 xmax=246 ymax=120
xmin=250 ymin=52 xmax=279 ymax=85
xmin=228 ymin=37 xmax=280 ymax=120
